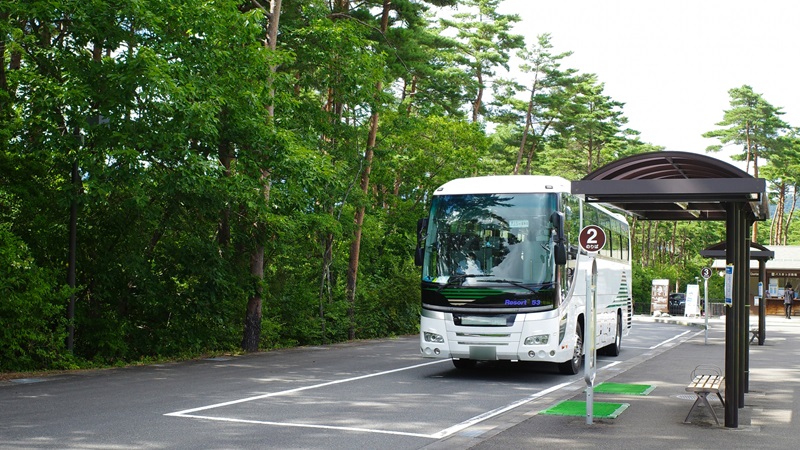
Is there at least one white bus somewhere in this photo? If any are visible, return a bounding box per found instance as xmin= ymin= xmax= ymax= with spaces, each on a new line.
xmin=415 ymin=175 xmax=632 ymax=374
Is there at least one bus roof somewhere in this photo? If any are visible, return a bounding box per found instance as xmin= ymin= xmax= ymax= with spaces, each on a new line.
xmin=433 ymin=175 xmax=571 ymax=196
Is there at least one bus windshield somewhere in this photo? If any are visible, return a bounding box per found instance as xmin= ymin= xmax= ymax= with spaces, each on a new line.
xmin=422 ymin=193 xmax=558 ymax=287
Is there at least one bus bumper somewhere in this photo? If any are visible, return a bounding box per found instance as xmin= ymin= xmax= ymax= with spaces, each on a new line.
xmin=419 ymin=310 xmax=575 ymax=364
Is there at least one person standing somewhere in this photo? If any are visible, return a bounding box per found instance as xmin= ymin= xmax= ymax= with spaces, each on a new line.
xmin=784 ymin=283 xmax=794 ymax=319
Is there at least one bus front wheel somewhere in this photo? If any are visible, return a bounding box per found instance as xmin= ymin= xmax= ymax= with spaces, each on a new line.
xmin=559 ymin=322 xmax=583 ymax=375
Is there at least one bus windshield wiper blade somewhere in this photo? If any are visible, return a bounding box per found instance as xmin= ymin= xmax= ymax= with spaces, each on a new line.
xmin=480 ymin=278 xmax=537 ymax=292
xmin=437 ymin=274 xmax=481 ymax=291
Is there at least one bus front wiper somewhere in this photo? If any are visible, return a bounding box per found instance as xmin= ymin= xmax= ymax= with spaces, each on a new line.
xmin=436 ymin=274 xmax=481 ymax=291
xmin=479 ymin=278 xmax=537 ymax=293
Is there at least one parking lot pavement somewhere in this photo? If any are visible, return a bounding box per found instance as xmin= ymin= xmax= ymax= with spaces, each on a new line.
xmin=435 ymin=314 xmax=800 ymax=450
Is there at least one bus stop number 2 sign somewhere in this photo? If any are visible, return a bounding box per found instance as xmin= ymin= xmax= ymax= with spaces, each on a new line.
xmin=579 ymin=225 xmax=606 ymax=253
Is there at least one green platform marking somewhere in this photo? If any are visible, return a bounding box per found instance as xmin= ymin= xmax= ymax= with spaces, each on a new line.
xmin=592 ymin=382 xmax=655 ymax=396
xmin=540 ymin=400 xmax=629 ymax=418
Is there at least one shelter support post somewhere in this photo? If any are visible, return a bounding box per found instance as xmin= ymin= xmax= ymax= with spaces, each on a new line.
xmin=742 ymin=219 xmax=751 ymax=395
xmin=724 ymin=202 xmax=739 ymax=428
xmin=759 ymin=259 xmax=767 ymax=345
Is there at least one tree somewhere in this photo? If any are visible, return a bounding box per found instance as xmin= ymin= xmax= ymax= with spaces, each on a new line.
xmin=441 ymin=0 xmax=524 ymax=123
xmin=237 ymin=0 xmax=284 ymax=353
xmin=491 ymin=34 xmax=579 ymax=174
xmin=539 ymin=74 xmax=633 ymax=177
xmin=704 ymin=85 xmax=790 ymax=242
xmin=4 ymin=0 xmax=772 ymax=372
xmin=704 ymin=85 xmax=789 ymax=178
xmin=328 ymin=0 xmax=460 ymax=340
xmin=761 ymin=133 xmax=800 ymax=245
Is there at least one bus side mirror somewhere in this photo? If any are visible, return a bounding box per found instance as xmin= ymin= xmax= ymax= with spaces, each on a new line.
xmin=554 ymin=242 xmax=567 ymax=266
xmin=550 ymin=211 xmax=567 ymax=266
xmin=415 ymin=218 xmax=428 ymax=267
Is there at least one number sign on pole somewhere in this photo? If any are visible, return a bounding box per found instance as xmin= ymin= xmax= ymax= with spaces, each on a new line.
xmin=701 ymin=267 xmax=711 ymax=344
xmin=579 ymin=225 xmax=605 ymax=424
xmin=579 ymin=225 xmax=606 ymax=253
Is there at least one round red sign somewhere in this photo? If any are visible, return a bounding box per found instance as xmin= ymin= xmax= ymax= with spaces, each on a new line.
xmin=579 ymin=225 xmax=606 ymax=253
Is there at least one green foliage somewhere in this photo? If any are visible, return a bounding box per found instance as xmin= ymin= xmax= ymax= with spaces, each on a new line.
xmin=440 ymin=0 xmax=525 ymax=122
xmin=703 ymin=85 xmax=789 ymax=165
xmin=2 ymin=0 xmax=792 ymax=374
xmin=0 ymin=226 xmax=73 ymax=371
xmin=351 ymin=213 xmax=422 ymax=338
xmin=632 ymin=257 xmax=720 ymax=314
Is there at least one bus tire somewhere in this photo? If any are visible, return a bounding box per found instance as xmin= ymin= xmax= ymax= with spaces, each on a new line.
xmin=559 ymin=322 xmax=583 ymax=375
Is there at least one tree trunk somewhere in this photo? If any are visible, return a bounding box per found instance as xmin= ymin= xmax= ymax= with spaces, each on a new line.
xmin=751 ymin=148 xmax=759 ymax=242
xmin=670 ymin=222 xmax=677 ymax=265
xmin=318 ymin=230 xmax=334 ymax=344
xmin=774 ymin=182 xmax=786 ymax=245
xmin=345 ymin=0 xmax=389 ymax=340
xmin=346 ymin=111 xmax=378 ymax=340
xmin=241 ymin=0 xmax=282 ymax=352
xmin=744 ymin=123 xmax=753 ymax=174
xmin=218 ymin=140 xmax=233 ymax=246
xmin=769 ymin=201 xmax=779 ymax=245
xmin=783 ymin=184 xmax=797 ymax=245
xmin=0 ymin=13 xmax=7 ymax=97
xmin=514 ymin=79 xmax=538 ymax=174
xmin=67 ymin=159 xmax=78 ymax=353
xmin=472 ymin=70 xmax=483 ymax=123
xmin=242 ymin=246 xmax=264 ymax=351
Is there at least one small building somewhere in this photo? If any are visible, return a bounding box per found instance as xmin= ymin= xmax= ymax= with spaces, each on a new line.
xmin=711 ymin=245 xmax=800 ymax=316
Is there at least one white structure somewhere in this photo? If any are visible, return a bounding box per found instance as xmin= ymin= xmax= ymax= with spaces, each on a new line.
xmin=416 ymin=175 xmax=633 ymax=374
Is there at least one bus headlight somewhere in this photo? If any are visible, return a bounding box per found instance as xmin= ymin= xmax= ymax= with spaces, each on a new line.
xmin=424 ymin=332 xmax=445 ymax=343
xmin=559 ymin=314 xmax=568 ymax=343
xmin=524 ymin=334 xmax=550 ymax=345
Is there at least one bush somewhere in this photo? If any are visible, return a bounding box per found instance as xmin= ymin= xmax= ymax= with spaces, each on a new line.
xmin=0 ymin=226 xmax=73 ymax=371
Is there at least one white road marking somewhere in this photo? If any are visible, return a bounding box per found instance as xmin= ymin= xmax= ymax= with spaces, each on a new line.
xmin=602 ymin=361 xmax=622 ymax=369
xmin=169 ymin=413 xmax=436 ymax=438
xmin=167 ymin=370 xmax=574 ymax=440
xmin=429 ymin=380 xmax=574 ymax=439
xmin=165 ymin=359 xmax=449 ymax=416
xmin=165 ymin=331 xmax=696 ymax=440
xmin=649 ymin=330 xmax=694 ymax=349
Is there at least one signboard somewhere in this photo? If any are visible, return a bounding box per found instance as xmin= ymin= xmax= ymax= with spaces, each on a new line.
xmin=651 ymin=279 xmax=669 ymax=314
xmin=725 ymin=265 xmax=734 ymax=306
xmin=579 ymin=225 xmax=606 ymax=253
xmin=685 ymin=284 xmax=700 ymax=316
xmin=701 ymin=267 xmax=712 ymax=279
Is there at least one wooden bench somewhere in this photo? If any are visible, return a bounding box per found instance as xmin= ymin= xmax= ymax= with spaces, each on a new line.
xmin=684 ymin=365 xmax=725 ymax=425
xmin=750 ymin=328 xmax=759 ymax=344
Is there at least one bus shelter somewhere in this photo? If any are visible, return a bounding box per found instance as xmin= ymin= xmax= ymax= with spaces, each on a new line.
xmin=571 ymin=151 xmax=769 ymax=429
xmin=701 ymin=242 xmax=774 ymax=346
xmin=708 ymin=245 xmax=800 ymax=318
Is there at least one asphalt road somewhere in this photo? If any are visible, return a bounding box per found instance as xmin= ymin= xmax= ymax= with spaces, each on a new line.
xmin=0 ymin=319 xmax=694 ymax=449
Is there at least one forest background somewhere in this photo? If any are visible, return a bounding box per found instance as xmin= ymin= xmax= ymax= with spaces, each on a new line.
xmin=3 ymin=0 xmax=800 ymax=372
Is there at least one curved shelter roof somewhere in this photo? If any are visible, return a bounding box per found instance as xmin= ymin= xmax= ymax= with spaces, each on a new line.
xmin=571 ymin=151 xmax=769 ymax=221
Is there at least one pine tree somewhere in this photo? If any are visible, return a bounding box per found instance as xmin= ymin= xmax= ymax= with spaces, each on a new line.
xmin=704 ymin=85 xmax=790 ymax=242
xmin=441 ymin=0 xmax=524 ymax=123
